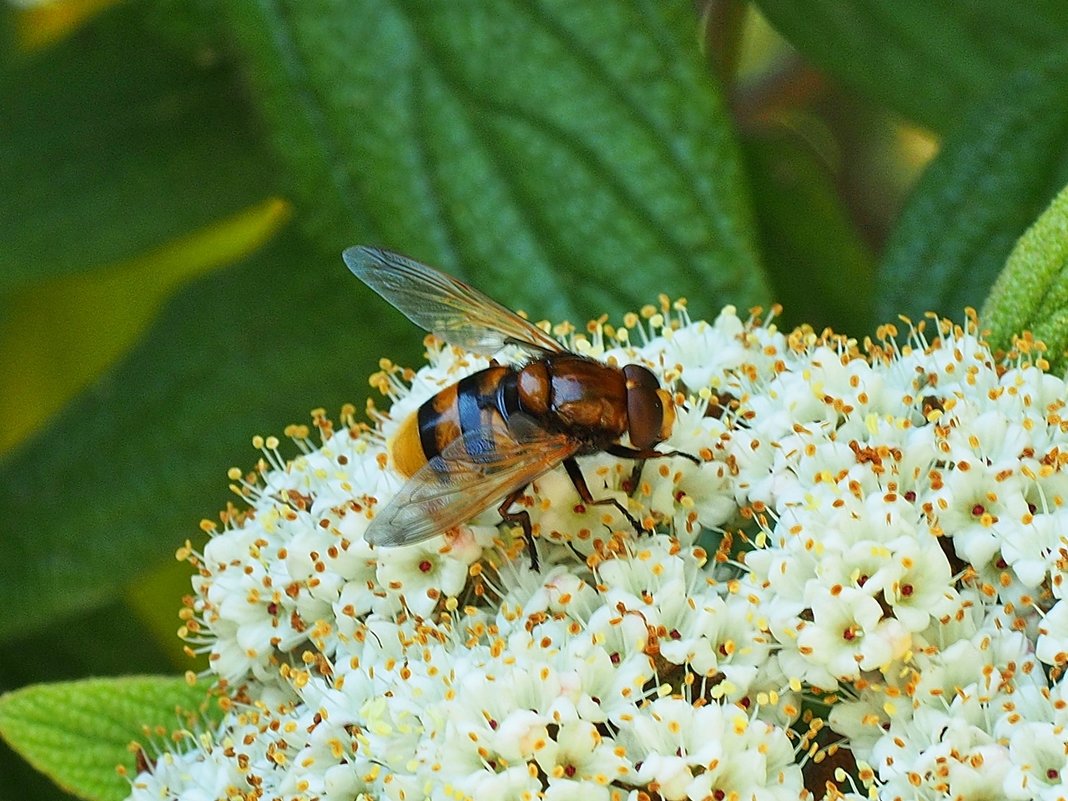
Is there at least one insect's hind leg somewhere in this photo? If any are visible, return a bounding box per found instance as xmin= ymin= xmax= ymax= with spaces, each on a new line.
xmin=499 ymin=485 xmax=540 ymax=571
xmin=562 ymin=457 xmax=645 ymax=534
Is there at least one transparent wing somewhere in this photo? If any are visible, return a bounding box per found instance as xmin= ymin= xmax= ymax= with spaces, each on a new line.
xmin=365 ymin=419 xmax=580 ymax=547
xmin=343 ymin=246 xmax=565 ymax=356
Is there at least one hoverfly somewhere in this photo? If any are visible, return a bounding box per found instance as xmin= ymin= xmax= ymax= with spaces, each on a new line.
xmin=344 ymin=246 xmax=696 ymax=569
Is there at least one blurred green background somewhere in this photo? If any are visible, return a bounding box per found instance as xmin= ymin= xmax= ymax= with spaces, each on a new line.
xmin=3 ymin=1 xmax=1068 ymax=798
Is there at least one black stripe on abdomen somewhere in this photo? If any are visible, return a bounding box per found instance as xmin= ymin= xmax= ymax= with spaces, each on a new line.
xmin=416 ymin=399 xmax=443 ymax=462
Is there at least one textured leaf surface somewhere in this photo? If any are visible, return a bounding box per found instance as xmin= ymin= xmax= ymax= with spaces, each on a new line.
xmin=875 ymin=50 xmax=1068 ymax=323
xmin=0 ymin=3 xmax=274 ymax=284
xmin=982 ymin=185 xmax=1068 ymax=367
xmin=224 ymin=0 xmax=767 ymax=321
xmin=0 ymin=677 xmax=214 ymax=801
xmin=0 ymin=232 xmax=410 ymax=641
xmin=754 ymin=0 xmax=1068 ymax=133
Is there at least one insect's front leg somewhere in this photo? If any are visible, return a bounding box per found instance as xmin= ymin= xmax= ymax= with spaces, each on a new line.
xmin=499 ymin=485 xmax=539 ymax=571
xmin=606 ymin=443 xmax=701 ymax=465
xmin=562 ymin=457 xmax=645 ymax=534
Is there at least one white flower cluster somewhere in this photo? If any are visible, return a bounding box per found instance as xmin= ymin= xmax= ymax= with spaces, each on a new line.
xmin=129 ymin=305 xmax=1068 ymax=801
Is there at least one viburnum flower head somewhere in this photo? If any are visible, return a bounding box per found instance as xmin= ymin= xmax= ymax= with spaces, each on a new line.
xmin=136 ymin=292 xmax=1068 ymax=801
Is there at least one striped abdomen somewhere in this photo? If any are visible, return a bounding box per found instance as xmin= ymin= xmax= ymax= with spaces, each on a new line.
xmin=389 ymin=365 xmax=516 ymax=477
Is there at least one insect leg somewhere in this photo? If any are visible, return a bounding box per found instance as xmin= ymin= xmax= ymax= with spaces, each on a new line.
xmin=498 ymin=485 xmax=539 ymax=571
xmin=562 ymin=457 xmax=644 ymax=534
xmin=623 ymin=459 xmax=645 ymax=496
xmin=606 ymin=444 xmax=701 ymax=465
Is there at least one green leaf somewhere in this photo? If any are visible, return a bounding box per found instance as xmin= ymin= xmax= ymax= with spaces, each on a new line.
xmin=0 ymin=231 xmax=411 ymax=641
xmin=0 ymin=676 xmax=216 ymax=801
xmin=874 ymin=50 xmax=1068 ymax=324
xmin=0 ymin=2 xmax=275 ymax=285
xmin=981 ymin=184 xmax=1068 ymax=367
xmin=223 ymin=0 xmax=767 ymax=321
xmin=742 ymin=132 xmax=875 ymax=334
xmin=753 ymin=0 xmax=1068 ymax=133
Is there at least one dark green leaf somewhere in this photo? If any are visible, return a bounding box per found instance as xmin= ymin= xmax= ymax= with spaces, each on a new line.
xmin=140 ymin=0 xmax=231 ymax=58
xmin=0 ymin=2 xmax=275 ymax=285
xmin=223 ymin=0 xmax=767 ymax=321
xmin=982 ymin=184 xmax=1068 ymax=367
xmin=0 ymin=231 xmax=411 ymax=641
xmin=0 ymin=601 xmax=176 ymax=687
xmin=753 ymin=0 xmax=1068 ymax=133
xmin=875 ymin=50 xmax=1068 ymax=323
xmin=742 ymin=132 xmax=875 ymax=334
xmin=1 ymin=734 xmax=77 ymax=801
xmin=0 ymin=677 xmax=215 ymax=801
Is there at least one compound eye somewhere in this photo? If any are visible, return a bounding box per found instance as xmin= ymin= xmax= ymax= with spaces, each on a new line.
xmin=623 ymin=364 xmax=664 ymax=449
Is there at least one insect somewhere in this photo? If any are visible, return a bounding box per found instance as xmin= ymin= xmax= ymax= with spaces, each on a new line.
xmin=344 ymin=246 xmax=697 ymax=569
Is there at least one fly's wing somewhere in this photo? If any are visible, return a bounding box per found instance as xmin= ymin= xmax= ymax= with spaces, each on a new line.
xmin=343 ymin=246 xmax=565 ymax=357
xmin=365 ymin=419 xmax=580 ymax=547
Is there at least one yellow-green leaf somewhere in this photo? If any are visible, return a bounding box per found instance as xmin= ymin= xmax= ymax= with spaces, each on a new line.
xmin=982 ymin=184 xmax=1068 ymax=368
xmin=0 ymin=677 xmax=216 ymax=801
xmin=0 ymin=198 xmax=291 ymax=453
xmin=13 ymin=0 xmax=120 ymax=53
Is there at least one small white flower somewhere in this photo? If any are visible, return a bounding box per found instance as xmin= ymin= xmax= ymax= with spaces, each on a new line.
xmin=1036 ymin=599 xmax=1068 ymax=667
xmin=373 ymin=537 xmax=474 ymax=617
xmin=931 ymin=462 xmax=1030 ymax=567
xmin=533 ymin=720 xmax=629 ymax=788
xmin=1002 ymin=509 xmax=1068 ymax=589
xmin=797 ymin=587 xmax=909 ymax=681
xmin=1004 ymin=722 xmax=1068 ymax=800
